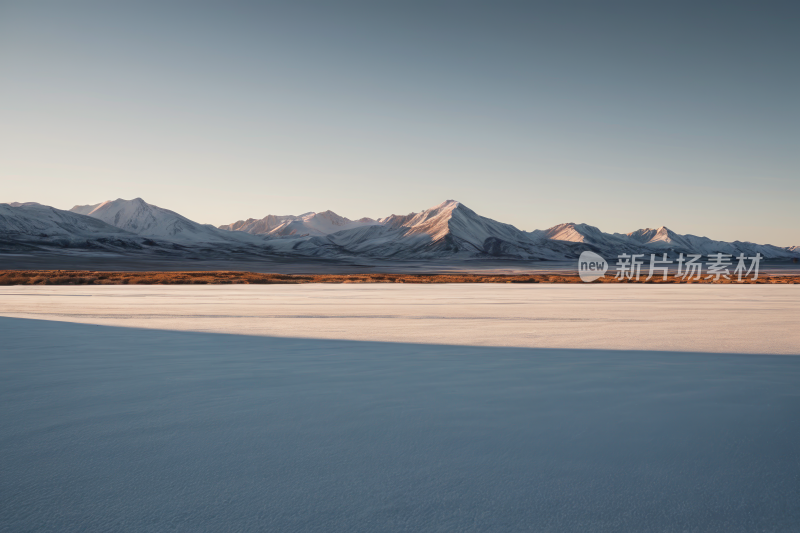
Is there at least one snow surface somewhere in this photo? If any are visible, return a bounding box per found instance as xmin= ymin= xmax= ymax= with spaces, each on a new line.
xmin=1 ymin=284 xmax=798 ymax=354
xmin=2 ymin=315 xmax=799 ymax=532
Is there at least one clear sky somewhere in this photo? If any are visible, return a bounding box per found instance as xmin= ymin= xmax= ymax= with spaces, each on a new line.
xmin=1 ymin=1 xmax=798 ymax=246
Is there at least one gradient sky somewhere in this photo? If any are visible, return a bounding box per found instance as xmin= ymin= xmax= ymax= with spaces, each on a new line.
xmin=1 ymin=1 xmax=798 ymax=246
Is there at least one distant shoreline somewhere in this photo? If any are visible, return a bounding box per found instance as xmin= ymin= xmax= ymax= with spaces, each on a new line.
xmin=1 ymin=270 xmax=798 ymax=285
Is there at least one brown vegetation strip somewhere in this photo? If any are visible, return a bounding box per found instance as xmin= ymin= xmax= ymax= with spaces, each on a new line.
xmin=0 ymin=270 xmax=797 ymax=285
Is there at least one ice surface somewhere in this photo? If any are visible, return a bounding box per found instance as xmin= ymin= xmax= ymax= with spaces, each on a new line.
xmin=1 ymin=317 xmax=799 ymax=532
xmin=1 ymin=284 xmax=798 ymax=354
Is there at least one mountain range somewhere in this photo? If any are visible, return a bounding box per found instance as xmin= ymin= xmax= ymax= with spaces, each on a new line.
xmin=0 ymin=198 xmax=797 ymax=263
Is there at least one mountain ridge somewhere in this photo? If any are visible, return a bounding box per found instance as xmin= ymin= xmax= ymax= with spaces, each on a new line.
xmin=0 ymin=198 xmax=795 ymax=262
xmin=70 ymin=198 xmax=263 ymax=245
xmin=219 ymin=209 xmax=378 ymax=237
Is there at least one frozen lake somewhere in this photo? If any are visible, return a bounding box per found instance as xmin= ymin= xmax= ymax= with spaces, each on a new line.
xmin=1 ymin=284 xmax=799 ymax=354
xmin=1 ymin=286 xmax=799 ymax=531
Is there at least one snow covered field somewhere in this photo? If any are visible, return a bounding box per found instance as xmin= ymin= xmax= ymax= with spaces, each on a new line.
xmin=1 ymin=284 xmax=799 ymax=354
xmin=1 ymin=286 xmax=799 ymax=531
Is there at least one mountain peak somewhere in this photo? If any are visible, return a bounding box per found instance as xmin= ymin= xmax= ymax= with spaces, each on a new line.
xmin=219 ymin=209 xmax=377 ymax=237
xmin=7 ymin=201 xmax=43 ymax=208
xmin=433 ymin=199 xmax=461 ymax=210
xmin=627 ymin=226 xmax=680 ymax=245
xmin=70 ymin=202 xmax=103 ymax=216
xmin=540 ymin=222 xmax=605 ymax=244
xmin=308 ymin=210 xmax=352 ymax=225
xmin=68 ymin=197 xmax=249 ymax=243
xmin=109 ymin=197 xmax=147 ymax=206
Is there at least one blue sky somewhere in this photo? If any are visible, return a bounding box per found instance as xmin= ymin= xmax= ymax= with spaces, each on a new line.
xmin=1 ymin=1 xmax=797 ymax=245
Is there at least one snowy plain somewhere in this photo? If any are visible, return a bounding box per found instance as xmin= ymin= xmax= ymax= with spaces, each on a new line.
xmin=1 ymin=285 xmax=800 ymax=532
xmin=1 ymin=284 xmax=799 ymax=354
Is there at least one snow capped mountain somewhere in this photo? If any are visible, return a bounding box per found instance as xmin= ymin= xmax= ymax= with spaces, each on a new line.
xmin=419 ymin=200 xmax=550 ymax=256
xmin=521 ymin=221 xmax=799 ymax=259
xmin=621 ymin=226 xmax=717 ymax=252
xmin=530 ymin=222 xmax=630 ymax=248
xmin=269 ymin=211 xmax=378 ymax=237
xmin=171 ymin=198 xmax=800 ymax=260
xmin=2 ymin=202 xmax=131 ymax=239
xmin=71 ymin=198 xmax=263 ymax=244
xmin=615 ymin=226 xmax=795 ymax=258
xmin=3 ymin=197 xmax=798 ymax=262
xmin=0 ymin=202 xmax=159 ymax=253
xmin=625 ymin=226 xmax=680 ymax=245
xmin=219 ymin=214 xmax=301 ymax=234
xmin=323 ymin=200 xmax=568 ymax=259
xmin=69 ymin=202 xmax=103 ymax=216
xmin=377 ymin=212 xmax=417 ymax=229
xmin=71 ymin=198 xmax=205 ymax=241
xmin=533 ymin=222 xmax=598 ymax=243
xmin=7 ymin=202 xmax=44 ymax=208
xmin=219 ymin=210 xmax=378 ymax=237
